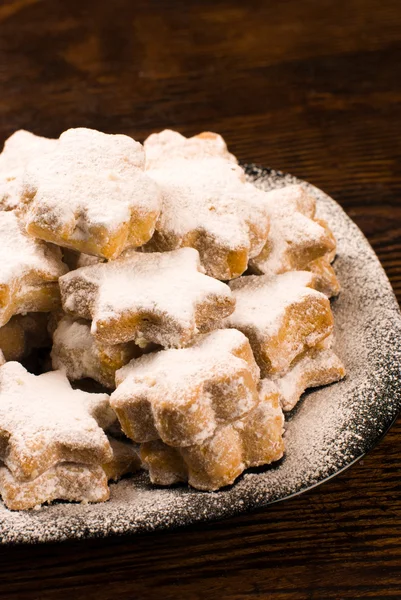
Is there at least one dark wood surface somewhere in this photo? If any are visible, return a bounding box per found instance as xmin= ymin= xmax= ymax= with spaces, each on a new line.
xmin=0 ymin=0 xmax=401 ymax=598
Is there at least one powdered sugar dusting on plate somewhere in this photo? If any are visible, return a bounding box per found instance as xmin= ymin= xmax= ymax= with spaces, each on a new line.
xmin=1 ymin=165 xmax=400 ymax=544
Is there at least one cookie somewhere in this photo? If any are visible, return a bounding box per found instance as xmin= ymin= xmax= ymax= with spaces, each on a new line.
xmin=0 ymin=211 xmax=67 ymax=327
xmin=307 ymin=255 xmax=340 ymax=298
xmin=0 ymin=362 xmax=115 ymax=481
xmin=249 ymin=185 xmax=336 ymax=276
xmin=144 ymin=129 xmax=237 ymax=167
xmin=0 ymin=463 xmax=109 ymax=510
xmin=140 ymin=380 xmax=284 ymax=491
xmin=102 ymin=436 xmax=141 ymax=482
xmin=51 ymin=316 xmax=145 ymax=389
xmin=144 ymin=130 xmax=271 ymax=280
xmin=59 ymin=247 xmax=235 ymax=347
xmin=24 ymin=128 xmax=161 ymax=259
xmin=226 ymin=271 xmax=334 ymax=376
xmin=111 ymin=328 xmax=260 ymax=447
xmin=0 ymin=130 xmax=57 ymax=213
xmin=275 ymin=347 xmax=346 ymax=411
xmin=0 ymin=433 xmax=141 ymax=510
xmin=0 ymin=313 xmax=50 ymax=362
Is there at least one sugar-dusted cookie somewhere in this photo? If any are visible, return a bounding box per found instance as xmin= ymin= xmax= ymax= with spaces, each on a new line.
xmin=314 ymin=217 xmax=337 ymax=261
xmin=0 ymin=434 xmax=141 ymax=510
xmin=111 ymin=328 xmax=260 ymax=447
xmin=304 ymin=217 xmax=340 ymax=297
xmin=275 ymin=347 xmax=346 ymax=411
xmin=0 ymin=313 xmax=50 ymax=362
xmin=307 ymin=255 xmax=340 ymax=298
xmin=144 ymin=130 xmax=270 ymax=280
xmin=59 ymin=247 xmax=235 ymax=348
xmin=24 ymin=128 xmax=161 ymax=259
xmin=140 ymin=380 xmax=284 ymax=491
xmin=250 ymin=185 xmax=336 ymax=276
xmin=0 ymin=362 xmax=115 ymax=481
xmin=0 ymin=130 xmax=57 ymax=176
xmin=144 ymin=129 xmax=237 ymax=167
xmin=102 ymin=436 xmax=141 ymax=482
xmin=51 ymin=316 xmax=145 ymax=389
xmin=226 ymin=271 xmax=333 ymax=377
xmin=0 ymin=211 xmax=67 ymax=327
xmin=0 ymin=463 xmax=109 ymax=511
xmin=0 ymin=130 xmax=57 ymax=213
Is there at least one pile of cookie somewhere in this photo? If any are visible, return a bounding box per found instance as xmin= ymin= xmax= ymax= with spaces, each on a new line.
xmin=0 ymin=127 xmax=345 ymax=510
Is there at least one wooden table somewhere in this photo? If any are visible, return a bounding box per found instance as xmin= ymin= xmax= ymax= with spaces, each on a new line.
xmin=0 ymin=0 xmax=400 ymax=598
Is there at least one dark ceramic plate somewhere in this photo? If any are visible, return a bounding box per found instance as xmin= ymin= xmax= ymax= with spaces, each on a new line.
xmin=2 ymin=166 xmax=401 ymax=544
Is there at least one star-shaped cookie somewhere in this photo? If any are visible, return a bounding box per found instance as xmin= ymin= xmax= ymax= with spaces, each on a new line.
xmin=0 ymin=436 xmax=141 ymax=510
xmin=0 ymin=211 xmax=68 ymax=327
xmin=226 ymin=271 xmax=334 ymax=376
xmin=275 ymin=346 xmax=346 ymax=411
xmin=59 ymin=247 xmax=235 ymax=348
xmin=51 ymin=316 xmax=144 ymax=389
xmin=24 ymin=128 xmax=161 ymax=259
xmin=0 ymin=362 xmax=114 ymax=481
xmin=144 ymin=130 xmax=271 ymax=280
xmin=111 ymin=328 xmax=260 ymax=447
xmin=140 ymin=379 xmax=284 ymax=491
xmin=249 ymin=185 xmax=336 ymax=276
xmin=0 ymin=463 xmax=109 ymax=510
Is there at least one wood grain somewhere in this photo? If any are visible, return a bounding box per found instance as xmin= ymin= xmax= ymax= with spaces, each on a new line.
xmin=0 ymin=0 xmax=401 ymax=597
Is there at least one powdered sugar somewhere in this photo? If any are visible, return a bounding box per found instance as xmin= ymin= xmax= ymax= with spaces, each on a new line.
xmin=0 ymin=211 xmax=66 ymax=288
xmin=144 ymin=129 xmax=237 ymax=166
xmin=0 ymin=130 xmax=57 ymax=212
xmin=0 ymin=166 xmax=400 ymax=543
xmin=0 ymin=130 xmax=57 ymax=174
xmin=52 ymin=317 xmax=98 ymax=378
xmin=0 ymin=211 xmax=67 ymax=326
xmin=51 ymin=316 xmax=141 ymax=388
